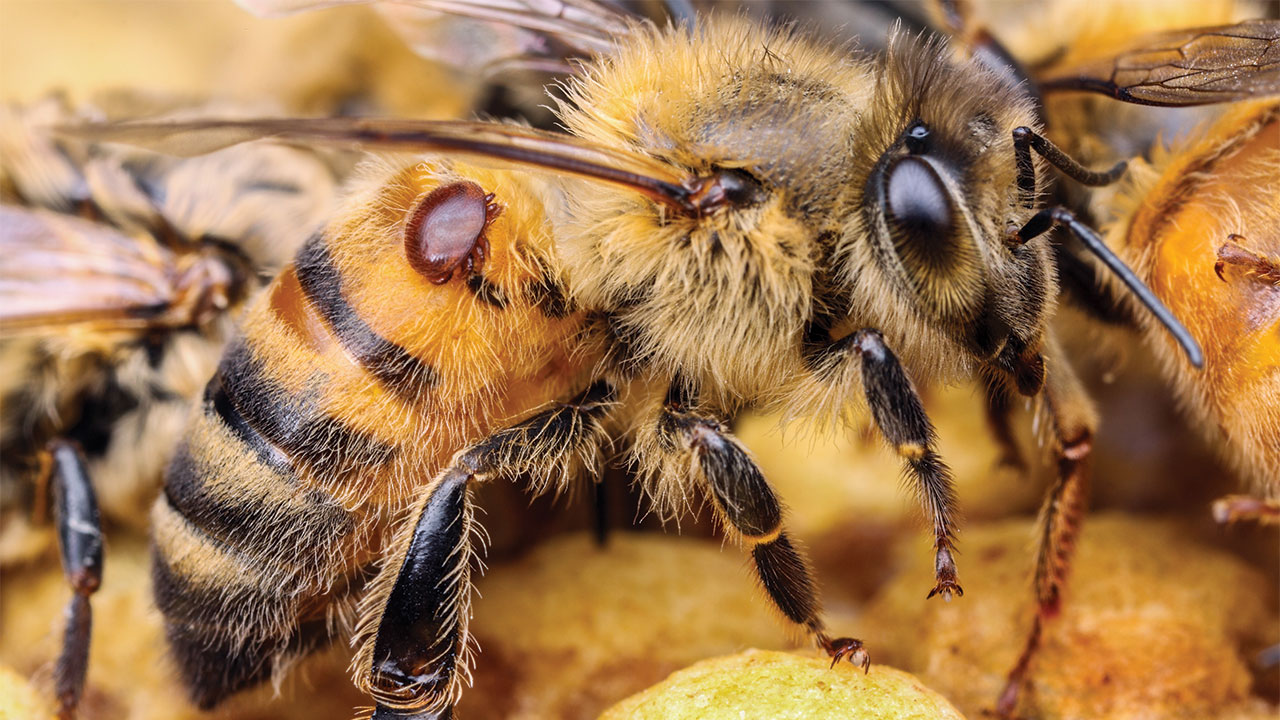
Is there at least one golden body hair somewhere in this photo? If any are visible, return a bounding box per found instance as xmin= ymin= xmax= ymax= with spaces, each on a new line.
xmin=1108 ymin=100 xmax=1280 ymax=495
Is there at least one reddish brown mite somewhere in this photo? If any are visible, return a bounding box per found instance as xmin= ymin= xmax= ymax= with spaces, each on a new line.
xmin=404 ymin=180 xmax=502 ymax=284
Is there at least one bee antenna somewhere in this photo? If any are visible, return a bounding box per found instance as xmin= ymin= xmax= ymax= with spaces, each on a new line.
xmin=1013 ymin=206 xmax=1205 ymax=369
xmin=1012 ymin=126 xmax=1126 ymax=208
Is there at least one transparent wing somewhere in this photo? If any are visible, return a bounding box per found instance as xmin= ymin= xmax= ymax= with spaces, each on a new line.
xmin=0 ymin=205 xmax=179 ymax=335
xmin=236 ymin=0 xmax=638 ymax=59
xmin=67 ymin=117 xmax=701 ymax=212
xmin=1040 ymin=19 xmax=1280 ymax=106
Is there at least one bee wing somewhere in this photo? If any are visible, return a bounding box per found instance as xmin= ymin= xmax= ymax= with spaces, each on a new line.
xmin=0 ymin=205 xmax=179 ymax=335
xmin=236 ymin=0 xmax=637 ymax=59
xmin=1039 ymin=19 xmax=1280 ymax=106
xmin=68 ymin=118 xmax=700 ymax=212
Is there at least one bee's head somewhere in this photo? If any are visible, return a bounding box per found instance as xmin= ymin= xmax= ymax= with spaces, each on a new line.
xmin=553 ymin=18 xmax=874 ymax=394
xmin=841 ymin=29 xmax=1055 ymax=378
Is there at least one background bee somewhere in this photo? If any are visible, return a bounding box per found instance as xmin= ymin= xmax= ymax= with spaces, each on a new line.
xmin=0 ymin=95 xmax=341 ymax=717
xmin=1106 ymin=100 xmax=1279 ymax=521
xmin=76 ymin=1 xmax=1280 ymax=718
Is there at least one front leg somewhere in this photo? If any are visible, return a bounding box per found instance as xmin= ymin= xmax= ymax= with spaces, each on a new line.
xmin=814 ymin=329 xmax=964 ymax=601
xmin=637 ymin=381 xmax=868 ymax=671
xmin=354 ymin=381 xmax=614 ymax=718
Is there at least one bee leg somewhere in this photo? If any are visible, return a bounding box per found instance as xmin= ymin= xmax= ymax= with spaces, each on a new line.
xmin=42 ymin=440 xmax=104 ymax=720
xmin=1212 ymin=495 xmax=1280 ymax=525
xmin=997 ymin=335 xmax=1097 ymax=718
xmin=1216 ymin=235 xmax=1280 ymax=285
xmin=844 ymin=329 xmax=962 ymax=602
xmin=982 ymin=374 xmax=1026 ymax=472
xmin=357 ymin=381 xmax=614 ymax=714
xmin=654 ymin=389 xmax=868 ymax=672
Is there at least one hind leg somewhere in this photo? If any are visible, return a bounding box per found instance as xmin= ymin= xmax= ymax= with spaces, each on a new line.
xmin=357 ymin=381 xmax=613 ymax=718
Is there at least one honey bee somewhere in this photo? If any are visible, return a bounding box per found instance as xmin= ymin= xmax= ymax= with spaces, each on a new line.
xmin=76 ymin=1 xmax=1278 ymax=717
xmin=0 ymin=96 xmax=339 ymax=717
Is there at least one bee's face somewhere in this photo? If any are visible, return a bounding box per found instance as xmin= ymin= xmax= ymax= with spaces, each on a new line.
xmin=843 ymin=31 xmax=1054 ymax=362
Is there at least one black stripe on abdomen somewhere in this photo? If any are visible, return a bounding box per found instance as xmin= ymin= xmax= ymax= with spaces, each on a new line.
xmin=151 ymin=497 xmax=281 ymax=632
xmin=163 ymin=440 xmax=352 ymax=565
xmin=206 ymin=372 xmax=292 ymax=474
xmin=294 ymin=235 xmax=438 ymax=400
xmin=217 ymin=338 xmax=397 ymax=472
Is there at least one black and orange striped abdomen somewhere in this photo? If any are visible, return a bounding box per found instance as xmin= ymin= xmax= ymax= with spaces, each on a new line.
xmin=151 ymin=160 xmax=598 ymax=707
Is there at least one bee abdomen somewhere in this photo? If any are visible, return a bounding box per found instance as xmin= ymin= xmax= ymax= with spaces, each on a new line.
xmin=153 ymin=333 xmax=380 ymax=707
xmin=216 ymin=337 xmax=398 ymax=472
xmin=205 ymin=370 xmax=292 ymax=474
xmin=293 ymin=235 xmax=439 ymax=400
xmin=161 ymin=437 xmax=351 ymax=571
xmin=150 ymin=488 xmax=341 ymax=707
xmin=158 ymin=608 xmax=331 ymax=710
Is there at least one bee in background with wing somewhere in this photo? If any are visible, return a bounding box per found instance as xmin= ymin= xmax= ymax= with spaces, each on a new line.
xmin=0 ymin=96 xmax=339 ymax=718
xmin=80 ymin=1 xmax=1277 ymax=717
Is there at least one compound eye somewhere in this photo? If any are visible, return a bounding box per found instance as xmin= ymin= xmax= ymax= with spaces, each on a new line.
xmin=404 ymin=181 xmax=490 ymax=284
xmin=880 ymin=154 xmax=983 ymax=322
xmin=716 ymin=168 xmax=767 ymax=207
xmin=886 ymin=156 xmax=954 ymax=251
